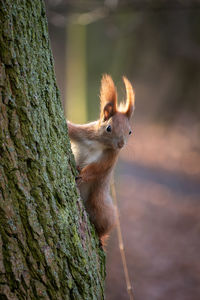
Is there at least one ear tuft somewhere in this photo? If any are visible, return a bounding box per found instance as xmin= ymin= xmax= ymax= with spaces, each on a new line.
xmin=100 ymin=74 xmax=117 ymax=121
xmin=123 ymin=76 xmax=135 ymax=119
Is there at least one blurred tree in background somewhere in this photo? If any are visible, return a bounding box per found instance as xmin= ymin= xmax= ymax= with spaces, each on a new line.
xmin=45 ymin=0 xmax=200 ymax=123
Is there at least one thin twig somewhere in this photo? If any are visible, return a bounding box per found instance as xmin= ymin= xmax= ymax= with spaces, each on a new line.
xmin=111 ymin=177 xmax=135 ymax=300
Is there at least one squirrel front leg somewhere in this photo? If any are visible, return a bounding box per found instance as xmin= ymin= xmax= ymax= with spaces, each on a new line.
xmin=76 ymin=163 xmax=104 ymax=185
xmin=77 ymin=154 xmax=116 ymax=184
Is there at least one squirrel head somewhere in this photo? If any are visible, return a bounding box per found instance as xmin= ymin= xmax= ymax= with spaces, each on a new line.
xmin=99 ymin=74 xmax=135 ymax=150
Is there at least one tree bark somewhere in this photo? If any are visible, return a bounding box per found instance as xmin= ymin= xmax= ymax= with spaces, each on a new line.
xmin=0 ymin=1 xmax=105 ymax=299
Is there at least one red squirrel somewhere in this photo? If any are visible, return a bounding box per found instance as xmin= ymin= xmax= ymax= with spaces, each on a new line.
xmin=67 ymin=74 xmax=135 ymax=245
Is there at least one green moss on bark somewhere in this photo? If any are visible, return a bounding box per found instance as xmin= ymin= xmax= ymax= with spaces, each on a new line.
xmin=0 ymin=0 xmax=105 ymax=299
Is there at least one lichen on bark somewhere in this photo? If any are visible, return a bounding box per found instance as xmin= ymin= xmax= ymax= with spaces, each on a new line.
xmin=0 ymin=0 xmax=105 ymax=299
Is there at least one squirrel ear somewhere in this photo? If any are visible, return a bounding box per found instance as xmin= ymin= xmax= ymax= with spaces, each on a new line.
xmin=123 ymin=76 xmax=135 ymax=119
xmin=100 ymin=74 xmax=117 ymax=121
xmin=103 ymin=103 xmax=115 ymax=121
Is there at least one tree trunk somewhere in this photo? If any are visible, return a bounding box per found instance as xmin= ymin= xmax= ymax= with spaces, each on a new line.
xmin=0 ymin=1 xmax=105 ymax=299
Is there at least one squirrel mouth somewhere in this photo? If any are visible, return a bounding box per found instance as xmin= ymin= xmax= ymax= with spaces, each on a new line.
xmin=117 ymin=141 xmax=125 ymax=149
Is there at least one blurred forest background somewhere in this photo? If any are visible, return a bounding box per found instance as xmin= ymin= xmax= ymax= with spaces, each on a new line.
xmin=44 ymin=1 xmax=200 ymax=299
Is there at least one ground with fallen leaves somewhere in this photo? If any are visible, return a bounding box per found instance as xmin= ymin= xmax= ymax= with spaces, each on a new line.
xmin=106 ymin=120 xmax=200 ymax=300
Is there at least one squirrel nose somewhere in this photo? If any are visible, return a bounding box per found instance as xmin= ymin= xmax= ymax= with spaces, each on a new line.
xmin=117 ymin=140 xmax=124 ymax=149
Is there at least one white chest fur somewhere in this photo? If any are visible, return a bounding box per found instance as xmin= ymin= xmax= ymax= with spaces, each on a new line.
xmin=71 ymin=139 xmax=104 ymax=168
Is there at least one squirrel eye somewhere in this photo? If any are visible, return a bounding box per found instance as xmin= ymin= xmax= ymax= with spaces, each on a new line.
xmin=129 ymin=130 xmax=132 ymax=135
xmin=106 ymin=125 xmax=112 ymax=132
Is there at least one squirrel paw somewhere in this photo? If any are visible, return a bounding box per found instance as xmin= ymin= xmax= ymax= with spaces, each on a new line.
xmin=75 ymin=176 xmax=83 ymax=186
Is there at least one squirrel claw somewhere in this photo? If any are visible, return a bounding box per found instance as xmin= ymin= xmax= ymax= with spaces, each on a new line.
xmin=75 ymin=176 xmax=82 ymax=186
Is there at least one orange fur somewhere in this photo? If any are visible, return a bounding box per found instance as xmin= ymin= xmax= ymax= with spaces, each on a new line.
xmin=67 ymin=74 xmax=135 ymax=247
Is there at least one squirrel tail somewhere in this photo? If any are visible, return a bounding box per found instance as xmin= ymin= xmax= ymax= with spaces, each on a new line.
xmin=100 ymin=234 xmax=110 ymax=250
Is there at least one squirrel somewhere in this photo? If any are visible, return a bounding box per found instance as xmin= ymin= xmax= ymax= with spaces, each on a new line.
xmin=67 ymin=74 xmax=135 ymax=246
